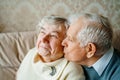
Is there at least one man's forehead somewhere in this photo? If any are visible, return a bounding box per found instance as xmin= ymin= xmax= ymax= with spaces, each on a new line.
xmin=66 ymin=19 xmax=84 ymax=40
xmin=67 ymin=30 xmax=74 ymax=39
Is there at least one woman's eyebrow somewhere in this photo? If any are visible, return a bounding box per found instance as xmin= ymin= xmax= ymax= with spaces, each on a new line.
xmin=40 ymin=27 xmax=60 ymax=35
xmin=52 ymin=31 xmax=60 ymax=35
xmin=40 ymin=27 xmax=45 ymax=30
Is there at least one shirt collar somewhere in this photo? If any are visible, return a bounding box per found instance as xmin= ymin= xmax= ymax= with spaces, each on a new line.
xmin=92 ymin=47 xmax=113 ymax=76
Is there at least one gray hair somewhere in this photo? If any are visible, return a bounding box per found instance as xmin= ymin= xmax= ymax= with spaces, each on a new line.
xmin=36 ymin=15 xmax=69 ymax=33
xmin=68 ymin=13 xmax=113 ymax=54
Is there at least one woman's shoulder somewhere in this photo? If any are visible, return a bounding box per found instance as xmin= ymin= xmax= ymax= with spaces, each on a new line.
xmin=62 ymin=60 xmax=85 ymax=80
xmin=67 ymin=61 xmax=83 ymax=71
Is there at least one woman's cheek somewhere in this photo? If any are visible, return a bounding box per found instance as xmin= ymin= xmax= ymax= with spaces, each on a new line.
xmin=36 ymin=38 xmax=41 ymax=48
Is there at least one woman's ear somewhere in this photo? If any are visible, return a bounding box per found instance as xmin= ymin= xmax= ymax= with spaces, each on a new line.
xmin=86 ymin=43 xmax=96 ymax=58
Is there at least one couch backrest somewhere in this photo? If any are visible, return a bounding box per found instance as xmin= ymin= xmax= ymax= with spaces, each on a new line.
xmin=0 ymin=31 xmax=37 ymax=80
xmin=0 ymin=28 xmax=120 ymax=80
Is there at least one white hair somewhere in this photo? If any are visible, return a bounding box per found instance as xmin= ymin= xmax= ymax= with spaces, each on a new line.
xmin=68 ymin=13 xmax=113 ymax=54
xmin=36 ymin=15 xmax=69 ymax=33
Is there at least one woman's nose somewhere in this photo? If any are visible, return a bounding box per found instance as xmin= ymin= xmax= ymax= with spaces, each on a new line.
xmin=41 ymin=34 xmax=49 ymax=43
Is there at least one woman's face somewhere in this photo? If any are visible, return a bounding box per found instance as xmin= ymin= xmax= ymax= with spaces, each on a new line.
xmin=36 ymin=23 xmax=66 ymax=62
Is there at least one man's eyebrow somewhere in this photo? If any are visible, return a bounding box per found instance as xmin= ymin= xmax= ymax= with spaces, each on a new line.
xmin=67 ymin=33 xmax=74 ymax=40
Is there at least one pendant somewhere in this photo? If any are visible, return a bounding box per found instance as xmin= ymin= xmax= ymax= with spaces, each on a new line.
xmin=49 ymin=66 xmax=56 ymax=76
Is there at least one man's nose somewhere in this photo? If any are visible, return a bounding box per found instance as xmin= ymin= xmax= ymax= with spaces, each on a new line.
xmin=62 ymin=39 xmax=67 ymax=47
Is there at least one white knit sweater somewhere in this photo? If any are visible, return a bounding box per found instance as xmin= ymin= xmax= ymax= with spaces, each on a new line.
xmin=16 ymin=48 xmax=85 ymax=80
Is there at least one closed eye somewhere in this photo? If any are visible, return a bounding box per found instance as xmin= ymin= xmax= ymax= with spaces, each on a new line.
xmin=50 ymin=34 xmax=58 ymax=38
xmin=66 ymin=36 xmax=73 ymax=42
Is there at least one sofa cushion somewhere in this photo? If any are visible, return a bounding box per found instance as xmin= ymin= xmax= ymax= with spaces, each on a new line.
xmin=0 ymin=28 xmax=120 ymax=80
xmin=0 ymin=31 xmax=37 ymax=80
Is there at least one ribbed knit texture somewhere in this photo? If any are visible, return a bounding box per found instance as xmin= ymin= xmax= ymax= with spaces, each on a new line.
xmin=16 ymin=47 xmax=85 ymax=80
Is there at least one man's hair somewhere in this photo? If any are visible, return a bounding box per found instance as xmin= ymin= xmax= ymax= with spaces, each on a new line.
xmin=68 ymin=13 xmax=113 ymax=54
xmin=36 ymin=15 xmax=69 ymax=33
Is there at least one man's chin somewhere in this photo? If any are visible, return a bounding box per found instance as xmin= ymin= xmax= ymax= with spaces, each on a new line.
xmin=63 ymin=50 xmax=67 ymax=55
xmin=64 ymin=54 xmax=71 ymax=61
xmin=64 ymin=55 xmax=75 ymax=62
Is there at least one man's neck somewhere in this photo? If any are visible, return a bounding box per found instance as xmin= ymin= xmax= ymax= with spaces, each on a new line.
xmin=83 ymin=55 xmax=103 ymax=67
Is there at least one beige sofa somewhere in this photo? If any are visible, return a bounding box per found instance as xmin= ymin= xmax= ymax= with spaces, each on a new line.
xmin=0 ymin=28 xmax=120 ymax=80
xmin=0 ymin=31 xmax=37 ymax=80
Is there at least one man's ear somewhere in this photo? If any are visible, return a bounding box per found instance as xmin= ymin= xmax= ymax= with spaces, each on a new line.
xmin=86 ymin=43 xmax=96 ymax=58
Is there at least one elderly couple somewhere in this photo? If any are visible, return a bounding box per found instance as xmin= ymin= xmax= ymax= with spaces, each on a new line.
xmin=17 ymin=13 xmax=120 ymax=80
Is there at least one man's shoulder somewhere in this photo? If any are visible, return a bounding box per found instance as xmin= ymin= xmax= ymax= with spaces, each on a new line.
xmin=113 ymin=49 xmax=120 ymax=62
xmin=107 ymin=49 xmax=120 ymax=74
xmin=100 ymin=49 xmax=120 ymax=80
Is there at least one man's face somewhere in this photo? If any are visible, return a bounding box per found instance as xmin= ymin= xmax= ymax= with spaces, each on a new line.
xmin=62 ymin=17 xmax=87 ymax=64
xmin=36 ymin=24 xmax=66 ymax=60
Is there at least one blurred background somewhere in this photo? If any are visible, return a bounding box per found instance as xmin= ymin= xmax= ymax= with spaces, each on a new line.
xmin=0 ymin=0 xmax=120 ymax=32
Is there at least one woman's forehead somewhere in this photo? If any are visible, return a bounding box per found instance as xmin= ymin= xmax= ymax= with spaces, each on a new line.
xmin=42 ymin=24 xmax=65 ymax=31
